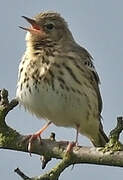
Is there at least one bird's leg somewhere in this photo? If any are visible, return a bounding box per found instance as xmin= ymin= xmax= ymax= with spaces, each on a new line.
xmin=75 ymin=123 xmax=79 ymax=145
xmin=27 ymin=121 xmax=52 ymax=155
xmin=66 ymin=123 xmax=80 ymax=153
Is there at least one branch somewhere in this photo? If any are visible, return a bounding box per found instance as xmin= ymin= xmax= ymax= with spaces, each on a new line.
xmin=0 ymin=89 xmax=123 ymax=180
xmin=14 ymin=168 xmax=31 ymax=180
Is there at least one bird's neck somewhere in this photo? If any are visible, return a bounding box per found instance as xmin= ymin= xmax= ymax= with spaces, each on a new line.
xmin=25 ymin=37 xmax=77 ymax=59
xmin=26 ymin=39 xmax=62 ymax=58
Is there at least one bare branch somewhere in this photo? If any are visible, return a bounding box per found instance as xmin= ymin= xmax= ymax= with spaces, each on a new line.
xmin=14 ymin=168 xmax=31 ymax=180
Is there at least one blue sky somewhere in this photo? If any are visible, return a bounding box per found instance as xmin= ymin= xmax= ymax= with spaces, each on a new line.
xmin=0 ymin=0 xmax=123 ymax=179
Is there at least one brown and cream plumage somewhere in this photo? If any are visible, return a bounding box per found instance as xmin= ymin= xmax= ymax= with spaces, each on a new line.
xmin=16 ymin=11 xmax=108 ymax=148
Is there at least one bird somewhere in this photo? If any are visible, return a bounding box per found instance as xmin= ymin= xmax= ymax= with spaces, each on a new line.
xmin=16 ymin=11 xmax=108 ymax=151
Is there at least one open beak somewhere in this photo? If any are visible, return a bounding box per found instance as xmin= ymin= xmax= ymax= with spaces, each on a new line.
xmin=19 ymin=16 xmax=41 ymax=34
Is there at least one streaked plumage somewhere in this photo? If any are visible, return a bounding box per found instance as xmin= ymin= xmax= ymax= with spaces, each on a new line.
xmin=16 ymin=11 xmax=108 ymax=147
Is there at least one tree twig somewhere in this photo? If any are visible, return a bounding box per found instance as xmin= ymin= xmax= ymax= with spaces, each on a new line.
xmin=14 ymin=168 xmax=31 ymax=180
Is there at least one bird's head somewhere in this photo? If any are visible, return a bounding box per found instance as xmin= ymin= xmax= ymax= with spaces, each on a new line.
xmin=20 ymin=11 xmax=74 ymax=46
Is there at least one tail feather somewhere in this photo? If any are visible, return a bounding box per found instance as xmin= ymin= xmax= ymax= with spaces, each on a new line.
xmin=92 ymin=129 xmax=109 ymax=147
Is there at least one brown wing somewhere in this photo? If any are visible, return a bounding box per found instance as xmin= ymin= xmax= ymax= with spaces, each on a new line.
xmin=90 ymin=70 xmax=102 ymax=114
xmin=69 ymin=44 xmax=102 ymax=114
xmin=80 ymin=48 xmax=109 ymax=145
xmin=77 ymin=45 xmax=102 ymax=114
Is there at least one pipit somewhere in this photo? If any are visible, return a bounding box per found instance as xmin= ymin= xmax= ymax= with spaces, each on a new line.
xmin=16 ymin=11 xmax=108 ymax=152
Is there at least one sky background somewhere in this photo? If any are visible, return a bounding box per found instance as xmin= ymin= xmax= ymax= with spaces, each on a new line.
xmin=0 ymin=0 xmax=123 ymax=179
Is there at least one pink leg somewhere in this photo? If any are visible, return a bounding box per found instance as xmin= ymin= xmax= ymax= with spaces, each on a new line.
xmin=66 ymin=124 xmax=80 ymax=153
xmin=75 ymin=123 xmax=80 ymax=145
xmin=28 ymin=121 xmax=52 ymax=155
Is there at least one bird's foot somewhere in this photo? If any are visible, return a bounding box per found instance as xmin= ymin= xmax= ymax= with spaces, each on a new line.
xmin=22 ymin=122 xmax=52 ymax=156
xmin=28 ymin=132 xmax=42 ymax=156
xmin=57 ymin=141 xmax=77 ymax=154
xmin=65 ymin=124 xmax=79 ymax=154
xmin=21 ymin=132 xmax=42 ymax=156
xmin=65 ymin=141 xmax=76 ymax=154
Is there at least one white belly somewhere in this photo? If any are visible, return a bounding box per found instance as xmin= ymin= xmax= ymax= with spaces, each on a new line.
xmin=16 ymin=77 xmax=99 ymax=137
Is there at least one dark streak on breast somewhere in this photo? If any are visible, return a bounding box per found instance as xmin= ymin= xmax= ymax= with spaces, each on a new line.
xmin=62 ymin=62 xmax=81 ymax=85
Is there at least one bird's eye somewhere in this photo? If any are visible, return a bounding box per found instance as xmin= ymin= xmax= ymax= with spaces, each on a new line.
xmin=45 ymin=23 xmax=54 ymax=30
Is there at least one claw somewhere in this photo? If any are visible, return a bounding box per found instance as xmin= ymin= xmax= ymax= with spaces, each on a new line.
xmin=28 ymin=133 xmax=42 ymax=156
xmin=22 ymin=121 xmax=52 ymax=156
